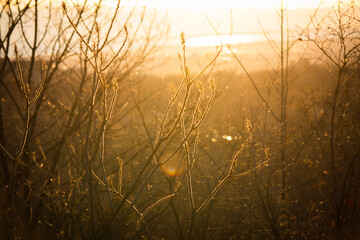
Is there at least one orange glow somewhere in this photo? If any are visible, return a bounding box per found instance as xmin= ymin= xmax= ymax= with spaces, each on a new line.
xmin=159 ymin=153 xmax=185 ymax=177
xmin=60 ymin=0 xmax=344 ymax=11
xmin=133 ymin=0 xmax=340 ymax=10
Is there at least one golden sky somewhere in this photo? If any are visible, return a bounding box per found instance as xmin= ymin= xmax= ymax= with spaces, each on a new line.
xmin=118 ymin=0 xmax=344 ymax=37
xmin=128 ymin=0 xmax=340 ymax=10
xmin=64 ymin=0 xmax=351 ymax=38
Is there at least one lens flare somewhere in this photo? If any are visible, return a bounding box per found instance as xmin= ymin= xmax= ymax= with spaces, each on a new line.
xmin=159 ymin=152 xmax=185 ymax=177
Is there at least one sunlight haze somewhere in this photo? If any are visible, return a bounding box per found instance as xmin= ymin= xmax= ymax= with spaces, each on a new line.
xmin=61 ymin=0 xmax=350 ymax=38
xmin=133 ymin=0 xmax=339 ymax=10
xmin=129 ymin=0 xmax=343 ymax=37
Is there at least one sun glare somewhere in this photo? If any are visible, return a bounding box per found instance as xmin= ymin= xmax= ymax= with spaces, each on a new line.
xmin=186 ymin=34 xmax=268 ymax=47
